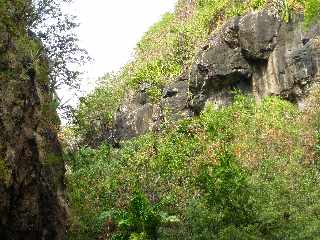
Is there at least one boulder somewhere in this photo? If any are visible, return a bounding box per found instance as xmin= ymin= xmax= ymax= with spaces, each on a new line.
xmin=161 ymin=76 xmax=193 ymax=121
xmin=113 ymin=88 xmax=163 ymax=141
xmin=113 ymin=77 xmax=192 ymax=141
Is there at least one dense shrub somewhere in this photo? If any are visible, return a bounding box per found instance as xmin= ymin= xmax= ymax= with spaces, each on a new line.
xmin=111 ymin=190 xmax=180 ymax=240
xmin=66 ymin=90 xmax=320 ymax=239
xmin=188 ymin=146 xmax=256 ymax=238
xmin=70 ymin=73 xmax=124 ymax=146
xmin=300 ymin=0 xmax=320 ymax=26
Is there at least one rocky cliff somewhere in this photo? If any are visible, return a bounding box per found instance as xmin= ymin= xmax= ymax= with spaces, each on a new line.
xmin=0 ymin=24 xmax=67 ymax=239
xmin=190 ymin=10 xmax=320 ymax=112
xmin=113 ymin=10 xmax=320 ymax=141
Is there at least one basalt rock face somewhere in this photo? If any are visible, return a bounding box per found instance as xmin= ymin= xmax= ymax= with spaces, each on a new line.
xmin=113 ymin=10 xmax=320 ymax=141
xmin=190 ymin=10 xmax=320 ymax=112
xmin=0 ymin=27 xmax=67 ymax=239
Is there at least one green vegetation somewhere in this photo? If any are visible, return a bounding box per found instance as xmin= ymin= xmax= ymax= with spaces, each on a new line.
xmin=0 ymin=0 xmax=88 ymax=90
xmin=66 ymin=89 xmax=320 ymax=239
xmin=64 ymin=0 xmax=320 ymax=239
xmin=71 ymin=73 xmax=125 ymax=146
xmin=71 ymin=0 xmax=249 ymax=143
xmin=298 ymin=0 xmax=320 ymax=26
xmin=44 ymin=153 xmax=62 ymax=166
xmin=112 ymin=190 xmax=179 ymax=240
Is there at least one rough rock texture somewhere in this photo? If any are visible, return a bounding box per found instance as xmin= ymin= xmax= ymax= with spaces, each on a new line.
xmin=190 ymin=10 xmax=320 ymax=111
xmin=114 ymin=87 xmax=163 ymax=141
xmin=113 ymin=10 xmax=320 ymax=141
xmin=86 ymin=85 xmax=162 ymax=146
xmin=0 ymin=27 xmax=67 ymax=239
xmin=161 ymin=74 xmax=193 ymax=121
xmin=113 ymin=75 xmax=192 ymax=141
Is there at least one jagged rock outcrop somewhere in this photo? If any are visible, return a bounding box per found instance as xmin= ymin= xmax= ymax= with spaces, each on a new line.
xmin=0 ymin=26 xmax=67 ymax=239
xmin=161 ymin=73 xmax=193 ymax=120
xmin=113 ymin=75 xmax=192 ymax=141
xmin=190 ymin=10 xmax=320 ymax=111
xmin=114 ymin=87 xmax=163 ymax=141
xmin=113 ymin=10 xmax=320 ymax=141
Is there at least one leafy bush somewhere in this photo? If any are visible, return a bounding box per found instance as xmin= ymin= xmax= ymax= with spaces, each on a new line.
xmin=301 ymin=0 xmax=320 ymax=26
xmin=189 ymin=146 xmax=255 ymax=238
xmin=112 ymin=190 xmax=177 ymax=240
xmin=71 ymin=73 xmax=124 ymax=146
xmin=67 ymin=91 xmax=320 ymax=239
xmin=281 ymin=0 xmax=320 ymax=25
xmin=198 ymin=147 xmax=254 ymax=226
xmin=250 ymin=0 xmax=268 ymax=10
xmin=66 ymin=0 xmax=320 ymax=237
xmin=66 ymin=144 xmax=116 ymax=239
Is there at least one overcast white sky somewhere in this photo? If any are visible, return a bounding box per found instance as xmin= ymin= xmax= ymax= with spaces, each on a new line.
xmin=59 ymin=0 xmax=176 ymax=105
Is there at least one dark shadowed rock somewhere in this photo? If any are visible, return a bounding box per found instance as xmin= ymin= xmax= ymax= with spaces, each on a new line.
xmin=0 ymin=28 xmax=67 ymax=239
xmin=113 ymin=78 xmax=192 ymax=141
xmin=238 ymin=10 xmax=280 ymax=60
xmin=189 ymin=15 xmax=253 ymax=113
xmin=251 ymin=14 xmax=320 ymax=104
xmin=161 ymin=79 xmax=193 ymax=120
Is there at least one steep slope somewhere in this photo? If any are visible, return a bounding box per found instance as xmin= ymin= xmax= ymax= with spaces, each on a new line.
xmin=71 ymin=1 xmax=320 ymax=147
xmin=0 ymin=16 xmax=67 ymax=240
xmin=113 ymin=9 xmax=320 ymax=141
xmin=190 ymin=10 xmax=320 ymax=112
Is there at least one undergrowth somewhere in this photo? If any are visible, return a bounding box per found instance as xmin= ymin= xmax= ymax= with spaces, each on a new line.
xmin=66 ymin=90 xmax=320 ymax=239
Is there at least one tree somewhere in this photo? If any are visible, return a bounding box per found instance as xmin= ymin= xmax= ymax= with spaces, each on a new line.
xmin=32 ymin=0 xmax=90 ymax=90
xmin=0 ymin=0 xmax=89 ymax=91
